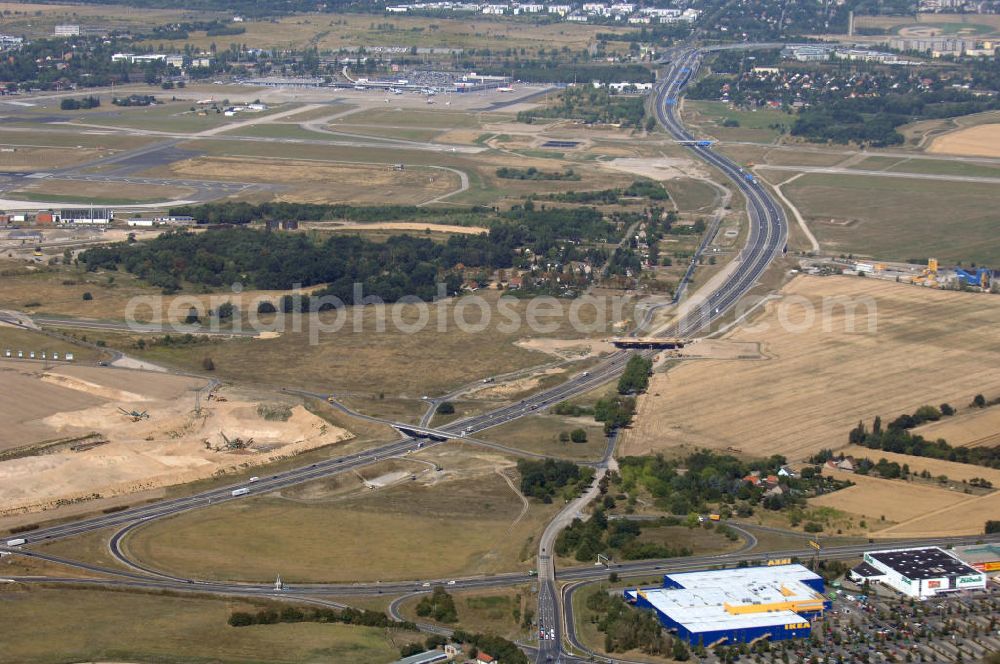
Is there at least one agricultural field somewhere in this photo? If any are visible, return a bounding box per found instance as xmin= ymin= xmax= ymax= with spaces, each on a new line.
xmin=835 ymin=445 xmax=1000 ymax=486
xmin=778 ymin=173 xmax=1000 ymax=265
xmin=810 ymin=468 xmax=992 ymax=538
xmin=619 ymin=275 xmax=1000 ymax=462
xmin=912 ymin=406 xmax=1000 ymax=448
xmin=0 ymin=587 xmax=417 ymax=664
xmin=121 ymin=446 xmax=556 ymax=582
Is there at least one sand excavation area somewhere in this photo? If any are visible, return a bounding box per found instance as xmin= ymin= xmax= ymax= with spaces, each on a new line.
xmin=928 ymin=123 xmax=1000 ymax=158
xmin=0 ymin=361 xmax=352 ymax=516
xmin=619 ymin=275 xmax=1000 ymax=462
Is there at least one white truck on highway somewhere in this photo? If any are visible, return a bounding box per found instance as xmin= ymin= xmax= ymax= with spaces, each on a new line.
xmin=5 ymin=538 xmax=26 ymax=547
xmin=231 ymin=488 xmax=250 ymax=497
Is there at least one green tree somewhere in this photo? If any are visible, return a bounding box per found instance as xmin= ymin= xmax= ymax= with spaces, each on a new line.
xmin=570 ymin=428 xmax=588 ymax=443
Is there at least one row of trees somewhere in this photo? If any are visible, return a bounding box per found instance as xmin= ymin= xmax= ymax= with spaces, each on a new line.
xmin=168 ymin=201 xmax=487 ymax=225
xmin=495 ymin=167 xmax=580 ymax=181
xmin=227 ymin=605 xmax=414 ymax=629
xmin=848 ymin=415 xmax=1000 ymax=469
xmin=617 ymin=354 xmax=653 ymax=394
xmin=60 ymin=96 xmax=101 ymax=110
xmin=545 ymin=180 xmax=669 ymax=205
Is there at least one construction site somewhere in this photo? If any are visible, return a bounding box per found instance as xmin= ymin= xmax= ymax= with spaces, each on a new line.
xmin=0 ymin=360 xmax=352 ymax=517
xmin=800 ymin=257 xmax=996 ymax=291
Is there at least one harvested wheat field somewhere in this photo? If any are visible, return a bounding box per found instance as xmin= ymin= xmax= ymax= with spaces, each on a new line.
xmin=0 ymin=362 xmax=352 ymax=516
xmin=928 ymin=123 xmax=1000 ymax=158
xmin=912 ymin=407 xmax=1000 ymax=448
xmin=874 ymin=491 xmax=1000 ymax=538
xmin=836 ymin=445 xmax=1000 ymax=485
xmin=620 ymin=275 xmax=1000 ymax=461
xmin=810 ymin=469 xmax=973 ymax=532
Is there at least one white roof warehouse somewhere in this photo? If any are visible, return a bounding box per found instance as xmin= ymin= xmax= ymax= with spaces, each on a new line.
xmin=624 ymin=564 xmax=829 ymax=646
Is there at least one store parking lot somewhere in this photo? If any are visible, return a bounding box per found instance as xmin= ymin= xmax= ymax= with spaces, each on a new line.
xmin=701 ymin=582 xmax=998 ymax=664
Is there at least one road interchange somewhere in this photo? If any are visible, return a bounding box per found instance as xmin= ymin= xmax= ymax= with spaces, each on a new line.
xmin=5 ymin=44 xmax=992 ymax=664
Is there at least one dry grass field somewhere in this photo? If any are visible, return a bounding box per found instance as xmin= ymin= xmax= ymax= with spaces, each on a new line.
xmin=912 ymin=407 xmax=1000 ymax=448
xmin=779 ymin=173 xmax=1000 ymax=264
xmin=5 ymin=179 xmax=197 ymax=205
xmin=481 ymin=413 xmax=609 ymax=461
xmin=0 ymin=587 xmax=416 ymax=664
xmin=161 ymin=156 xmax=460 ymax=205
xmin=928 ymin=123 xmax=1000 ymax=158
xmin=396 ymin=586 xmax=532 ymax=641
xmin=0 ymin=147 xmax=111 ymax=172
xmin=620 ymin=275 xmax=1000 ymax=462
xmin=134 ymin=12 xmax=624 ymax=53
xmin=125 ymin=291 xmax=621 ymax=398
xmin=123 ymin=447 xmax=555 ymax=582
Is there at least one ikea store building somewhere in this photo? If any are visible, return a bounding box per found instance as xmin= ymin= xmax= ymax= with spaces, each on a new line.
xmin=624 ymin=565 xmax=829 ymax=646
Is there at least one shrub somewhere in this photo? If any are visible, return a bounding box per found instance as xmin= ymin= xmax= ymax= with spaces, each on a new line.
xmin=570 ymin=428 xmax=588 ymax=443
xmin=257 ymin=404 xmax=293 ymax=421
xmin=202 ymin=356 xmax=215 ymax=371
xmin=436 ymin=401 xmax=455 ymax=415
xmin=804 ymin=521 xmax=824 ymax=533
xmin=82 ymin=292 xmax=93 ymax=301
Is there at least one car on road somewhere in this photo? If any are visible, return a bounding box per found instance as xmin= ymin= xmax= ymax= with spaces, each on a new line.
xmin=422 ymin=582 xmax=431 ymax=587
xmin=447 ymin=580 xmax=456 ymax=585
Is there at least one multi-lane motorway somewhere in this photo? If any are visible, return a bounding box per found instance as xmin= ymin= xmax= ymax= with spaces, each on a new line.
xmin=5 ymin=45 xmax=985 ymax=664
xmin=1 ymin=44 xmax=792 ymax=661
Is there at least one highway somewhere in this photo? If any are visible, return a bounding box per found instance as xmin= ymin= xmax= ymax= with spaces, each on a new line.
xmin=0 ymin=43 xmax=792 ymax=662
xmin=6 ymin=43 xmax=978 ymax=664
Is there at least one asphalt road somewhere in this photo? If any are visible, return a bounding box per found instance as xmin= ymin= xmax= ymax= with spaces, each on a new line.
xmin=3 ymin=42 xmax=987 ymax=664
xmin=1 ymin=43 xmax=790 ymax=662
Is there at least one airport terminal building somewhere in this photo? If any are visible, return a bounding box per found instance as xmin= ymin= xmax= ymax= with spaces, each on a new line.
xmin=624 ymin=565 xmax=829 ymax=646
xmin=850 ymin=547 xmax=987 ymax=599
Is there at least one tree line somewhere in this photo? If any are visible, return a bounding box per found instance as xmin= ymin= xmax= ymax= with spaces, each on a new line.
xmin=847 ymin=412 xmax=1000 ymax=469
xmin=228 ymin=605 xmax=415 ymax=630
